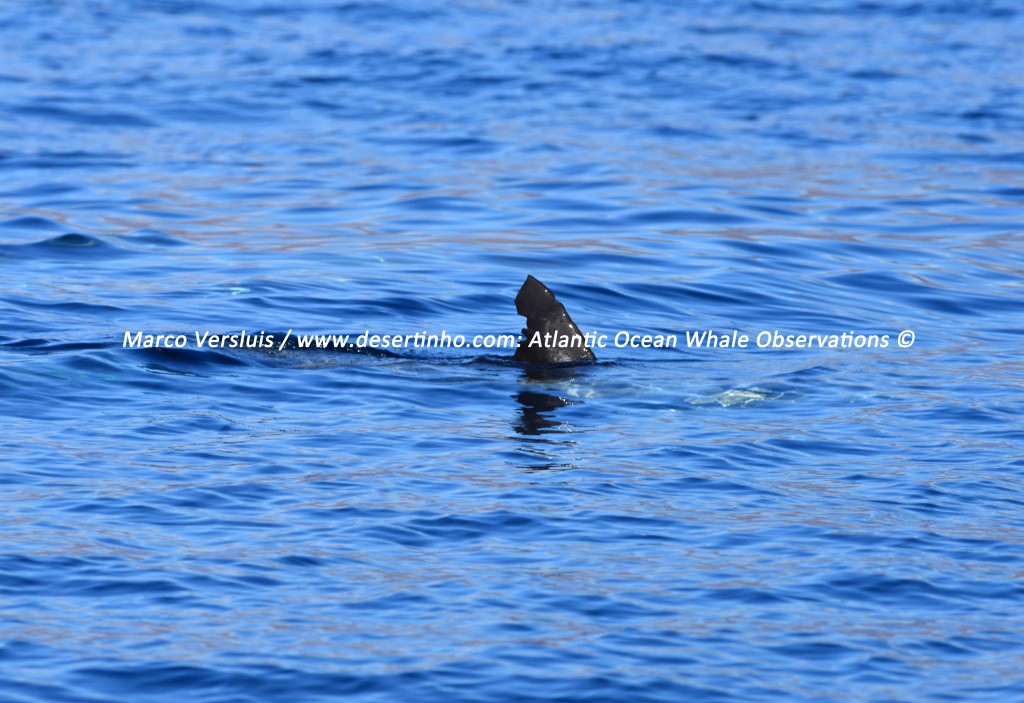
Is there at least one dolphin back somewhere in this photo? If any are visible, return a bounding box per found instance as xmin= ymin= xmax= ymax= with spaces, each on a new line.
xmin=512 ymin=275 xmax=597 ymax=364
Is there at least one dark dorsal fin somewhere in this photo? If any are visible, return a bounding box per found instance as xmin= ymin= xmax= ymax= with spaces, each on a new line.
xmin=512 ymin=275 xmax=597 ymax=364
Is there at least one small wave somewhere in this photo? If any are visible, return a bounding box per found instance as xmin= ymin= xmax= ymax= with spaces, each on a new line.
xmin=1 ymin=233 xmax=133 ymax=260
xmin=0 ymin=216 xmax=64 ymax=231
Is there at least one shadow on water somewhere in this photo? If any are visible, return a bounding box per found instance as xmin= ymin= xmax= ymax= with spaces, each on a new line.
xmin=514 ymin=390 xmax=575 ymax=436
xmin=511 ymin=364 xmax=592 ymax=471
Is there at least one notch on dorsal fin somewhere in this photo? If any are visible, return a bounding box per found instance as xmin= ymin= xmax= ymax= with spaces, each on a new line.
xmin=512 ymin=275 xmax=597 ymax=364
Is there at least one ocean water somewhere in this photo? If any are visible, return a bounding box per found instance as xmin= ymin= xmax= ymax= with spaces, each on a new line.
xmin=2 ymin=1 xmax=1023 ymax=701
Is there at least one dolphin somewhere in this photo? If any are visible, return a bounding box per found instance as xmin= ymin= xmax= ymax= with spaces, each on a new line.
xmin=512 ymin=275 xmax=597 ymax=364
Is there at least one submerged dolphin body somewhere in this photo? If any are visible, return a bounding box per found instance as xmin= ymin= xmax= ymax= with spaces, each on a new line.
xmin=512 ymin=275 xmax=597 ymax=364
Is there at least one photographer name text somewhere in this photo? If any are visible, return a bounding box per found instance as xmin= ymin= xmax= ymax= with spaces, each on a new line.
xmin=123 ymin=328 xmax=916 ymax=351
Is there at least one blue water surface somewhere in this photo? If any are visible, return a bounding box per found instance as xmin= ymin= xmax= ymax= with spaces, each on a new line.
xmin=2 ymin=1 xmax=1023 ymax=701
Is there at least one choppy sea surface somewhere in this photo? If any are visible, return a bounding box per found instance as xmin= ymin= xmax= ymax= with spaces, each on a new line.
xmin=2 ymin=1 xmax=1023 ymax=701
